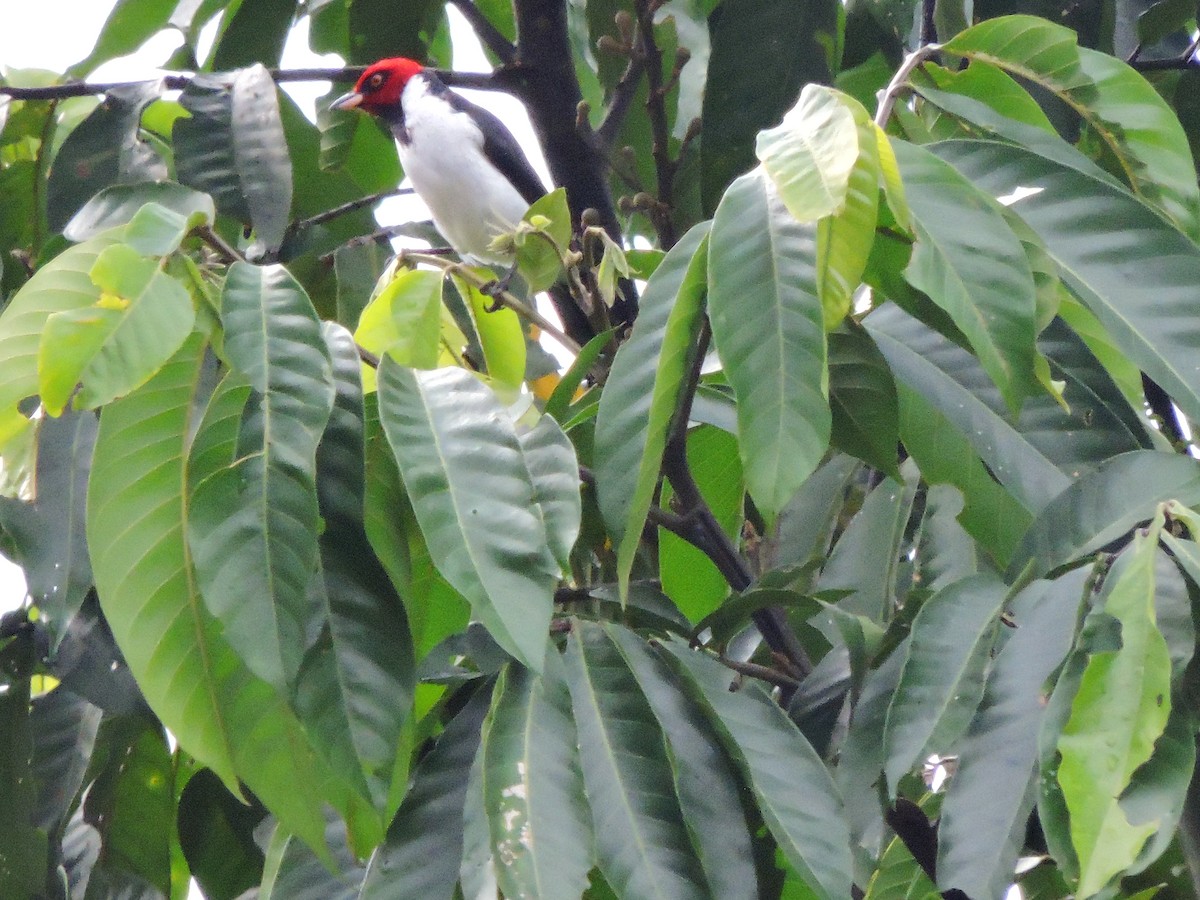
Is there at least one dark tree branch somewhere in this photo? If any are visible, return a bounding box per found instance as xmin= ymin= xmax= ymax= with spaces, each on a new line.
xmin=718 ymin=655 xmax=800 ymax=689
xmin=594 ymin=54 xmax=647 ymax=150
xmin=286 ymin=186 xmax=412 ymax=237
xmin=919 ymin=0 xmax=937 ymax=46
xmin=195 ymin=225 xmax=243 ymax=264
xmin=448 ymin=0 xmax=518 ymax=64
xmin=635 ymin=0 xmax=678 ymax=249
xmin=509 ymin=0 xmax=637 ymax=328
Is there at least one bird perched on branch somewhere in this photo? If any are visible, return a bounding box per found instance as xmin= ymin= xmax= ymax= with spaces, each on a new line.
xmin=330 ymin=58 xmax=551 ymax=267
xmin=331 ymin=57 xmax=602 ymax=342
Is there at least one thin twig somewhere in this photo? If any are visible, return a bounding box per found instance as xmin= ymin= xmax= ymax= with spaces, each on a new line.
xmin=636 ymin=0 xmax=678 ymax=249
xmin=195 ymin=225 xmax=243 ymax=264
xmin=448 ymin=0 xmax=518 ymax=65
xmin=287 ymin=186 xmax=412 ymax=234
xmin=873 ymin=43 xmax=942 ymax=128
xmin=401 ymin=250 xmax=583 ymax=354
xmin=595 ymin=54 xmax=648 ymax=150
xmin=717 ymin=655 xmax=801 ymax=689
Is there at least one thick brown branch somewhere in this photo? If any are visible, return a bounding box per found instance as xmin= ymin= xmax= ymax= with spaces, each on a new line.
xmin=635 ymin=0 xmax=678 ymax=249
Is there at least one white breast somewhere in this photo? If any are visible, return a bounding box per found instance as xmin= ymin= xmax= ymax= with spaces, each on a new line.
xmin=398 ymin=77 xmax=532 ymax=265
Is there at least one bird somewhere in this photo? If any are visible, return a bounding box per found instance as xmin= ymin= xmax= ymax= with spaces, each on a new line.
xmin=330 ymin=57 xmax=551 ymax=268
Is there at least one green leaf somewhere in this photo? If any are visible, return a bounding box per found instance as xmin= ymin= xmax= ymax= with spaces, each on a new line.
xmin=0 ymin=231 xmax=122 ymax=417
xmin=45 ymin=83 xmax=165 ymax=232
xmin=376 ymin=362 xmax=558 ymax=671
xmin=209 ymin=0 xmax=295 ymax=69
xmin=515 ymin=188 xmax=572 ymax=293
xmin=892 ymin=138 xmax=1039 ymax=412
xmin=828 ymin=322 xmax=899 ymax=476
xmin=709 ymin=171 xmax=829 ymax=518
xmin=1007 ymin=451 xmax=1200 ymax=581
xmin=87 ymin=334 xmax=330 ymax=857
xmin=178 ymin=769 xmax=266 ymax=900
xmin=1055 ymin=516 xmax=1173 ymax=896
xmin=935 ymin=571 xmax=1087 ymax=899
xmin=594 ymin=223 xmax=709 ymax=596
xmin=700 ymin=0 xmax=836 ymax=212
xmin=295 ymin=323 xmax=415 ymax=819
xmin=517 ymin=413 xmax=582 ymax=574
xmin=0 ymin=411 xmax=96 ymax=647
xmin=817 ymin=102 xmax=881 ymax=329
xmin=359 ymin=685 xmax=493 ymax=900
xmin=564 ymin=621 xmax=713 ymax=899
xmin=189 ymin=262 xmax=334 ymax=689
xmin=0 ymin=660 xmax=46 ymax=899
xmin=354 ymin=267 xmax=444 ymax=369
xmin=68 ymin=0 xmax=179 ymax=75
xmin=920 ymin=60 xmax=1057 ymax=133
xmin=661 ymin=640 xmax=853 ymax=900
xmin=40 ymin=243 xmax=195 ymax=415
xmin=755 ymin=85 xmax=862 ymax=223
xmin=83 ymin=720 xmax=174 ymax=894
xmin=258 ymin=809 xmax=365 ymax=900
xmin=942 ymin=15 xmax=1200 ymax=240
xmin=607 ymin=625 xmax=760 ymax=900
xmin=64 ymin=182 xmax=215 ymax=243
xmin=933 ymin=139 xmax=1200 ymax=429
xmin=882 ymin=574 xmax=1006 ymax=794
xmin=659 ymin=425 xmax=743 ymax=622
xmin=175 ymin=69 xmax=293 ymax=252
xmin=457 ymin=275 xmax=527 ymax=391
xmin=479 ymin=656 xmax=593 ymax=900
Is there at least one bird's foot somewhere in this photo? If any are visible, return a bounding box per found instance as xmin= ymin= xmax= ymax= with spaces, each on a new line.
xmin=481 ymin=263 xmax=519 ymax=311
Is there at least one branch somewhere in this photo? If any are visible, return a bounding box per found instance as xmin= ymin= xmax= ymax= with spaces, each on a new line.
xmin=400 ymin=250 xmax=583 ymax=354
xmin=594 ymin=54 xmax=647 ymax=150
xmin=195 ymin=225 xmax=243 ymax=264
xmin=636 ymin=0 xmax=679 ymax=249
xmin=285 ymin=186 xmax=412 ymax=239
xmin=874 ymin=43 xmax=942 ymax=128
xmin=718 ymin=655 xmax=801 ymax=689
xmin=448 ymin=0 xmax=518 ymax=65
xmin=1129 ymin=37 xmax=1200 ymax=71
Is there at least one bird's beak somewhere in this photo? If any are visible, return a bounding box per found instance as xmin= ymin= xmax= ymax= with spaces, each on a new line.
xmin=329 ymin=90 xmax=363 ymax=111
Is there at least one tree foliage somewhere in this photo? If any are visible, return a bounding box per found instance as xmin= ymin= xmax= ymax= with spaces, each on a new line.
xmin=2 ymin=0 xmax=1200 ymax=898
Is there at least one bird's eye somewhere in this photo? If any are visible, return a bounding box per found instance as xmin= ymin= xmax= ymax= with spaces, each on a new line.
xmin=368 ymin=73 xmax=385 ymax=90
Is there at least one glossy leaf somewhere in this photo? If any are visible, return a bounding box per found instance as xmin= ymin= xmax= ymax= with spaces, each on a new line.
xmin=709 ymin=171 xmax=829 ymax=518
xmin=189 ymin=263 xmax=333 ymax=689
xmin=882 ymin=574 xmax=1006 ymax=794
xmin=64 ymin=182 xmax=214 ymax=243
xmin=661 ymin=640 xmax=853 ymax=900
xmin=1007 ymin=451 xmax=1200 ymax=580
xmin=479 ymin=656 xmax=592 ymax=900
xmin=827 ymin=322 xmax=899 ymax=476
xmin=40 ymin=243 xmax=195 ymax=415
xmin=564 ymin=621 xmax=712 ymax=899
xmin=892 ymin=138 xmax=1039 ymax=412
xmin=1055 ymin=516 xmax=1172 ymax=895
xmin=943 ymin=15 xmax=1200 ymax=240
xmin=359 ymin=685 xmax=493 ymax=900
xmin=458 ymin=275 xmax=526 ymax=391
xmin=376 ymin=362 xmax=558 ymax=671
xmin=517 ymin=413 xmax=582 ymax=574
xmin=87 ymin=335 xmax=331 ymax=856
xmin=755 ymin=84 xmax=861 ymax=223
xmin=935 ymin=572 xmax=1087 ymax=898
xmin=295 ymin=323 xmax=415 ymax=817
xmin=608 ymin=625 xmax=760 ymax=900
xmin=934 ymin=139 xmax=1200 ymax=428
xmin=594 ymin=223 xmax=709 ymax=595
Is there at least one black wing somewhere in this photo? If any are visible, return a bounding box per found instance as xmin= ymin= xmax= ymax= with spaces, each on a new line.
xmin=430 ymin=76 xmax=548 ymax=206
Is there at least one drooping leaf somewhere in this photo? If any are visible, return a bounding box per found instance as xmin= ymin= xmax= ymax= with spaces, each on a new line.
xmin=189 ymin=263 xmax=334 ymax=690
xmin=594 ymin=223 xmax=709 ymax=595
xmin=661 ymin=640 xmax=853 ymax=900
xmin=564 ymin=621 xmax=713 ymax=899
xmin=933 ymin=139 xmax=1200 ymax=428
xmin=934 ymin=571 xmax=1087 ymax=899
xmin=88 ymin=334 xmax=331 ymax=856
xmin=1054 ymin=515 xmax=1172 ymax=896
xmin=942 ymin=15 xmax=1200 ymax=240
xmin=64 ymin=182 xmax=215 ymax=243
xmin=478 ymin=655 xmax=592 ymax=900
xmin=376 ymin=362 xmax=559 ymax=671
xmin=709 ymin=171 xmax=829 ymax=518
xmin=892 ymin=138 xmax=1040 ymax=412
xmin=882 ymin=574 xmax=1006 ymax=794
xmin=359 ymin=685 xmax=493 ymax=900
